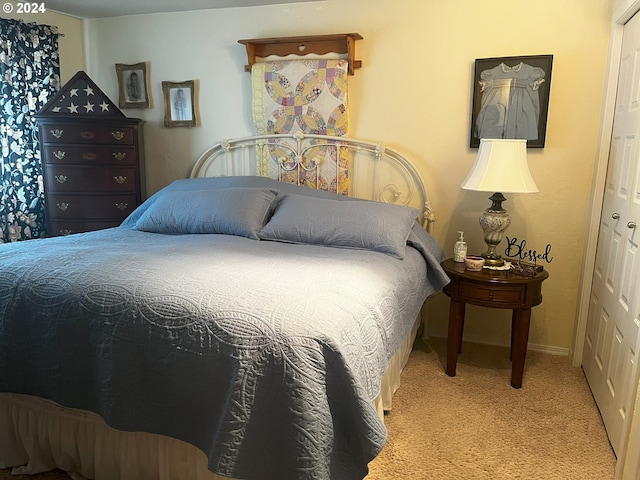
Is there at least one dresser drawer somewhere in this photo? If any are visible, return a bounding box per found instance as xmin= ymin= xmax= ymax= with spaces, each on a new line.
xmin=45 ymin=166 xmax=137 ymax=193
xmin=459 ymin=283 xmax=524 ymax=306
xmin=50 ymin=220 xmax=123 ymax=236
xmin=43 ymin=145 xmax=137 ymax=165
xmin=41 ymin=126 xmax=135 ymax=145
xmin=47 ymin=194 xmax=137 ymax=220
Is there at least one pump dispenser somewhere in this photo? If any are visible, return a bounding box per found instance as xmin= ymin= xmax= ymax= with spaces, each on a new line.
xmin=454 ymin=231 xmax=467 ymax=263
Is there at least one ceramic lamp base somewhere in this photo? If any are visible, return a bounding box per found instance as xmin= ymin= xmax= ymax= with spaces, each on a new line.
xmin=478 ymin=192 xmax=511 ymax=267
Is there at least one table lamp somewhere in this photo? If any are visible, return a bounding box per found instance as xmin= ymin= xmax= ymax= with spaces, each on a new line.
xmin=461 ymin=138 xmax=538 ymax=266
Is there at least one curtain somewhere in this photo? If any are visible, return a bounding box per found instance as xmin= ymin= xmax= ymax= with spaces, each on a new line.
xmin=0 ymin=18 xmax=60 ymax=242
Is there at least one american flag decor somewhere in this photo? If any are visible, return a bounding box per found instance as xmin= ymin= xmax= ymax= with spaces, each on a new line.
xmin=38 ymin=70 xmax=125 ymax=118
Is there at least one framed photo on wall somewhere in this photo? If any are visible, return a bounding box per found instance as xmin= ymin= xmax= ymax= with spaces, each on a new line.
xmin=162 ymin=80 xmax=197 ymax=128
xmin=115 ymin=62 xmax=150 ymax=109
xmin=469 ymin=54 xmax=553 ymax=148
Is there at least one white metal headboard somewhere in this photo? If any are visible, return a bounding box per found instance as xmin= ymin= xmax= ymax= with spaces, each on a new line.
xmin=190 ymin=132 xmax=436 ymax=231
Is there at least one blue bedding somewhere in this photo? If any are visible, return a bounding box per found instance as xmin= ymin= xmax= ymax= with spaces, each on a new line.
xmin=0 ymin=178 xmax=448 ymax=480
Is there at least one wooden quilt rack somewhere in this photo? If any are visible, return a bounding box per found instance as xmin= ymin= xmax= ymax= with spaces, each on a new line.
xmin=238 ymin=33 xmax=363 ymax=75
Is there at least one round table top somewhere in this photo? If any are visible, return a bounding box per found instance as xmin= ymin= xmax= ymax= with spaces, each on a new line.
xmin=440 ymin=258 xmax=549 ymax=285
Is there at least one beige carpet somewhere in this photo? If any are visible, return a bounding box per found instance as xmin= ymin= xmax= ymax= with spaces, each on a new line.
xmin=366 ymin=337 xmax=616 ymax=479
xmin=0 ymin=338 xmax=616 ymax=480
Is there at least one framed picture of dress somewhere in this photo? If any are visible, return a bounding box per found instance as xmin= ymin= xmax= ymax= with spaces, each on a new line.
xmin=469 ymin=54 xmax=553 ymax=148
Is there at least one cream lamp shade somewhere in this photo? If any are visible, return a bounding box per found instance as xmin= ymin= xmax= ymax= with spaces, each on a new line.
xmin=462 ymin=138 xmax=538 ymax=193
xmin=461 ymin=138 xmax=538 ymax=266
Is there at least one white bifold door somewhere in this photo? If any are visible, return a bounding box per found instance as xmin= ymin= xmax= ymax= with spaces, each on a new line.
xmin=582 ymin=9 xmax=640 ymax=457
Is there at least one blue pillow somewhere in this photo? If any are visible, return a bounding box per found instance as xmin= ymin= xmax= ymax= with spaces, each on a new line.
xmin=258 ymin=194 xmax=419 ymax=258
xmin=121 ymin=176 xmax=352 ymax=228
xmin=133 ymin=187 xmax=278 ymax=239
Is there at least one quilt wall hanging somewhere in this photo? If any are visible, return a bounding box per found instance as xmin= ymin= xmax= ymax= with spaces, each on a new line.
xmin=251 ymin=59 xmax=350 ymax=193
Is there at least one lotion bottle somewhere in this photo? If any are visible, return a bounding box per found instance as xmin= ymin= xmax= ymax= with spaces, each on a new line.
xmin=454 ymin=231 xmax=467 ymax=263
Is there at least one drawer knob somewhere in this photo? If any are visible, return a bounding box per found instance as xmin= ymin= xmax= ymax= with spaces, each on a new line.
xmin=50 ymin=129 xmax=64 ymax=139
xmin=112 ymin=131 xmax=125 ymax=141
xmin=60 ymin=229 xmax=73 ymax=236
xmin=80 ymin=131 xmax=95 ymax=140
xmin=115 ymin=202 xmax=128 ymax=211
xmin=114 ymin=175 xmax=127 ymax=184
xmin=56 ymin=202 xmax=70 ymax=211
xmin=629 ymin=221 xmax=637 ymax=230
xmin=55 ymin=174 xmax=68 ymax=184
xmin=488 ymin=292 xmax=494 ymax=299
xmin=53 ymin=150 xmax=66 ymax=160
xmin=113 ymin=152 xmax=127 ymax=161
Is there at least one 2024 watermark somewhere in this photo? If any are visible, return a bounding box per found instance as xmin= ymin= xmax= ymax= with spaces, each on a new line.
xmin=3 ymin=2 xmax=47 ymax=13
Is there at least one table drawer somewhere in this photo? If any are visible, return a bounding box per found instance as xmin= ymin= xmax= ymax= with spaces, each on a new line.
xmin=43 ymin=146 xmax=137 ymax=165
xmin=459 ymin=283 xmax=524 ymax=305
xmin=47 ymin=194 xmax=137 ymax=220
xmin=45 ymin=166 xmax=137 ymax=193
xmin=41 ymin=126 xmax=135 ymax=145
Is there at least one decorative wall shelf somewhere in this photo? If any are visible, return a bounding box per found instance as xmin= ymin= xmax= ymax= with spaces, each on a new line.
xmin=238 ymin=33 xmax=363 ymax=75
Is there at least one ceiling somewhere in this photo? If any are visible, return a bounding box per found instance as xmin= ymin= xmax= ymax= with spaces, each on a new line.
xmin=21 ymin=0 xmax=320 ymax=19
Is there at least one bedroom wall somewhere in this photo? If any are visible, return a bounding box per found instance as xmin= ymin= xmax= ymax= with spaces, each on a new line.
xmin=65 ymin=0 xmax=611 ymax=353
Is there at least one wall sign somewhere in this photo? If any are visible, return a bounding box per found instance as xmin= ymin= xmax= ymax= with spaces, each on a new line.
xmin=504 ymin=236 xmax=553 ymax=264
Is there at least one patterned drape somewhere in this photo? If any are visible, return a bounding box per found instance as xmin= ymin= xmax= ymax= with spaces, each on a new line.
xmin=251 ymin=59 xmax=350 ymax=193
xmin=0 ymin=19 xmax=60 ymax=242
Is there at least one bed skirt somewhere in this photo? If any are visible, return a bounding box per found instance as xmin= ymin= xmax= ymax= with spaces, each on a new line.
xmin=0 ymin=316 xmax=421 ymax=480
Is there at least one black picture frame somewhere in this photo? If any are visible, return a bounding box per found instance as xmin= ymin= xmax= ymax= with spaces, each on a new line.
xmin=469 ymin=54 xmax=553 ymax=148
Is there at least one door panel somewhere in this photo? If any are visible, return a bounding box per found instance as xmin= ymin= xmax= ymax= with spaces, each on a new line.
xmin=583 ymin=10 xmax=640 ymax=456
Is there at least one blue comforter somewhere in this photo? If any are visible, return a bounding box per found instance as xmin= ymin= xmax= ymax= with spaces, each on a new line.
xmin=0 ymin=224 xmax=447 ymax=479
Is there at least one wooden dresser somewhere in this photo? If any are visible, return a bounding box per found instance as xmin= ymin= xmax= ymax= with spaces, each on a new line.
xmin=36 ymin=71 xmax=145 ymax=237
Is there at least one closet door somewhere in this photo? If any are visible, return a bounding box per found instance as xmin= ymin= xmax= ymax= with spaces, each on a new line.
xmin=582 ymin=10 xmax=640 ymax=457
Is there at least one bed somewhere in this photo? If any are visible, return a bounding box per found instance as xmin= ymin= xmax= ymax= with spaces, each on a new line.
xmin=0 ymin=133 xmax=448 ymax=480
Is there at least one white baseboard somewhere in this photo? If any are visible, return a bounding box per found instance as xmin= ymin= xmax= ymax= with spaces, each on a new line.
xmin=424 ymin=332 xmax=570 ymax=356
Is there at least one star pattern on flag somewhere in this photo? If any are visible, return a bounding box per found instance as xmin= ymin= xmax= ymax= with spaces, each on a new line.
xmin=42 ymin=75 xmax=117 ymax=117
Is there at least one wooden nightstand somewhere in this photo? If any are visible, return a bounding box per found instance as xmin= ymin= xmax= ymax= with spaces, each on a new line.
xmin=440 ymin=258 xmax=549 ymax=388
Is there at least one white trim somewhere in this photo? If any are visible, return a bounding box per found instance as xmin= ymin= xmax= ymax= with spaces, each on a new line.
xmin=427 ymin=333 xmax=570 ymax=357
xmin=615 ymin=0 xmax=640 ymax=23
xmin=618 ymin=358 xmax=640 ymax=479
